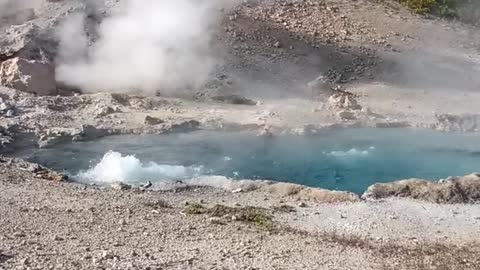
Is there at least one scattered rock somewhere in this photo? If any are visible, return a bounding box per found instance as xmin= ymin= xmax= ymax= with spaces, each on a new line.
xmin=161 ymin=120 xmax=200 ymax=133
xmin=94 ymin=105 xmax=117 ymax=118
xmin=328 ymin=93 xmax=361 ymax=110
xmin=362 ymin=173 xmax=480 ymax=203
xmin=306 ymin=75 xmax=335 ymax=98
xmin=257 ymin=125 xmax=273 ymax=137
xmin=0 ymin=98 xmax=12 ymax=111
xmin=13 ymin=232 xmax=26 ymax=238
xmin=5 ymin=109 xmax=14 ymax=117
xmin=53 ymin=235 xmax=64 ymax=241
xmin=140 ymin=181 xmax=153 ymax=190
xmin=111 ymin=182 xmax=132 ymax=191
xmin=435 ymin=113 xmax=480 ymax=132
xmin=100 ymin=250 xmax=113 ymax=260
xmin=20 ymin=258 xmax=29 ymax=265
xmin=211 ymin=94 xmax=257 ymax=105
xmin=78 ymin=125 xmax=108 ymax=141
xmin=35 ymin=170 xmax=67 ymax=182
xmin=337 ymin=110 xmax=356 ymax=120
xmin=298 ymin=202 xmax=307 ymax=208
xmin=0 ymin=57 xmax=57 ymax=96
xmin=144 ymin=115 xmax=165 ymax=125
xmin=0 ymin=22 xmax=56 ymax=61
xmin=209 ymin=217 xmax=224 ymax=224
xmin=375 ymin=121 xmax=409 ymax=128
xmin=264 ymin=182 xmax=360 ymax=203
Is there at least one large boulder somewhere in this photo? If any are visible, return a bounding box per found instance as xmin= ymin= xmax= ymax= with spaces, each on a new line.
xmin=0 ymin=57 xmax=56 ymax=95
xmin=0 ymin=22 xmax=57 ymax=62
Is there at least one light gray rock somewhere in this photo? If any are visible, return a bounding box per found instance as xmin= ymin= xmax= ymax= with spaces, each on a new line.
xmin=362 ymin=173 xmax=480 ymax=203
xmin=0 ymin=23 xmax=56 ymax=61
xmin=337 ymin=110 xmax=356 ymax=120
xmin=5 ymin=109 xmax=14 ymax=117
xmin=111 ymin=182 xmax=132 ymax=191
xmin=0 ymin=57 xmax=56 ymax=96
xmin=144 ymin=115 xmax=164 ymax=125
xmin=435 ymin=113 xmax=480 ymax=132
xmin=328 ymin=94 xmax=361 ymax=110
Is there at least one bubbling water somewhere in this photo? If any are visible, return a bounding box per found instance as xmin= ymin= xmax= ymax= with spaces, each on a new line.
xmin=10 ymin=128 xmax=480 ymax=194
xmin=75 ymin=151 xmax=204 ymax=184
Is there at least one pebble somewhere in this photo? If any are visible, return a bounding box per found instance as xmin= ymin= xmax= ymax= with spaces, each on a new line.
xmin=53 ymin=235 xmax=64 ymax=241
xmin=13 ymin=232 xmax=26 ymax=237
xmin=209 ymin=217 xmax=223 ymax=224
xmin=111 ymin=182 xmax=131 ymax=191
xmin=6 ymin=109 xmax=14 ymax=117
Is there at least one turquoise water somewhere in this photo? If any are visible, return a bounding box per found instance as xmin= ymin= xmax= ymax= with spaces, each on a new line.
xmin=12 ymin=128 xmax=480 ymax=194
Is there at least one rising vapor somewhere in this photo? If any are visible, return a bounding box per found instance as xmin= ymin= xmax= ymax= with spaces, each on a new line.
xmin=56 ymin=0 xmax=226 ymax=95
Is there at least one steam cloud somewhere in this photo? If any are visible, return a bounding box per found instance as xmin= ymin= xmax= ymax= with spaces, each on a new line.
xmin=56 ymin=0 xmax=226 ymax=95
xmin=0 ymin=0 xmax=40 ymax=23
xmin=0 ymin=0 xmax=34 ymax=15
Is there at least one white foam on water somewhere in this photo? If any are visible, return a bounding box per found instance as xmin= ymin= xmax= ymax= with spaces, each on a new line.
xmin=75 ymin=151 xmax=203 ymax=183
xmin=324 ymin=148 xmax=370 ymax=157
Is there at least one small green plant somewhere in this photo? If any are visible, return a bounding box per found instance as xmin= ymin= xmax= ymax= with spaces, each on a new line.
xmin=205 ymin=204 xmax=274 ymax=229
xmin=395 ymin=0 xmax=477 ymax=19
xmin=241 ymin=207 xmax=273 ymax=228
xmin=272 ymin=204 xmax=296 ymax=213
xmin=397 ymin=0 xmax=436 ymax=14
xmin=142 ymin=199 xmax=171 ymax=209
xmin=183 ymin=202 xmax=205 ymax=215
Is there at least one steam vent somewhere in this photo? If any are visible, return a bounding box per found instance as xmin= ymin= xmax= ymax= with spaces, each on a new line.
xmin=1 ymin=0 xmax=480 ymax=269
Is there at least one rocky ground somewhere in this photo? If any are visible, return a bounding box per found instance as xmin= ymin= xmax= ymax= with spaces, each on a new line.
xmin=1 ymin=0 xmax=480 ymax=269
xmin=1 ymin=159 xmax=480 ymax=270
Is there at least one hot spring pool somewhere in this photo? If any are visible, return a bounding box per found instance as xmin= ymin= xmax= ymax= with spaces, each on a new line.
xmin=10 ymin=128 xmax=480 ymax=194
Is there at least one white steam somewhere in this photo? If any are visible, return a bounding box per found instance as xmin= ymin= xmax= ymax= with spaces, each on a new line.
xmin=56 ymin=0 xmax=225 ymax=95
xmin=0 ymin=0 xmax=36 ymax=15
xmin=0 ymin=0 xmax=40 ymax=24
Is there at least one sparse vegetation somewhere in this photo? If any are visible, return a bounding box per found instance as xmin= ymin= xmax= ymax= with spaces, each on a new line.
xmin=394 ymin=0 xmax=479 ymax=22
xmin=272 ymin=204 xmax=297 ymax=213
xmin=208 ymin=204 xmax=274 ymax=229
xmin=183 ymin=203 xmax=274 ymax=229
xmin=286 ymin=228 xmax=480 ymax=269
xmin=183 ymin=202 xmax=205 ymax=215
xmin=142 ymin=199 xmax=172 ymax=209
